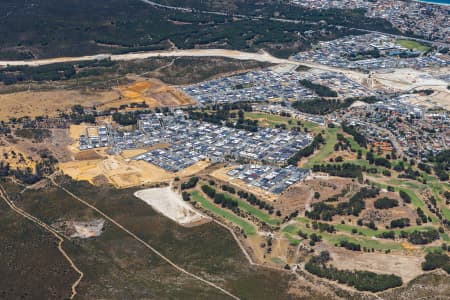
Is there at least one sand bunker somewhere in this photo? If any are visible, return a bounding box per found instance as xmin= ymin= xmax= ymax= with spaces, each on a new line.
xmin=134 ymin=187 xmax=210 ymax=226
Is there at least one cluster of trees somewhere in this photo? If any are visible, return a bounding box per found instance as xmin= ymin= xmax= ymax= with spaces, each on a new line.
xmin=0 ymin=162 xmax=10 ymax=177
xmin=334 ymin=133 xmax=352 ymax=152
xmin=399 ymin=190 xmax=412 ymax=203
xmin=390 ymin=218 xmax=410 ymax=229
xmin=403 ymin=229 xmax=440 ymax=245
xmin=376 ymin=231 xmax=396 ymax=239
xmin=422 ymin=252 xmax=450 ymax=274
xmin=236 ymin=189 xmax=274 ymax=214
xmin=342 ymin=123 xmax=367 ymax=148
xmin=181 ymin=191 xmax=190 ymax=201
xmin=9 ymin=153 xmax=58 ymax=185
xmin=299 ymin=80 xmax=338 ymax=97
xmin=416 ymin=207 xmax=430 ymax=225
xmin=305 ymin=251 xmax=403 ymax=292
xmin=418 ymin=162 xmax=432 ymax=174
xmin=306 ymin=187 xmax=380 ymax=220
xmin=181 ymin=177 xmax=199 ymax=190
xmin=374 ymin=197 xmax=399 ymax=209
xmin=338 ymin=240 xmax=361 ymax=251
xmin=112 ymin=111 xmax=145 ymax=126
xmin=429 ymin=150 xmax=450 ymax=181
xmin=213 ymin=193 xmax=239 ymax=209
xmin=201 ymin=185 xmax=240 ymax=211
xmin=292 ymin=96 xmax=378 ymax=116
xmin=68 ymin=105 xmax=96 ymax=124
xmin=288 ymin=134 xmax=324 ymax=165
xmin=292 ymin=98 xmax=342 ymax=115
xmin=398 ymin=167 xmax=421 ymax=181
xmin=201 ymin=184 xmax=216 ymax=198
xmin=312 ymin=221 xmax=336 ymax=233
xmin=0 ymin=60 xmax=118 ymax=84
xmin=221 ymin=185 xmax=235 ymax=194
xmin=0 ymin=63 xmax=76 ymax=84
xmin=312 ymin=163 xmax=363 ymax=181
xmin=235 ymin=110 xmax=258 ymax=132
xmin=15 ymin=128 xmax=51 ymax=142
xmin=189 ymin=109 xmax=259 ymax=132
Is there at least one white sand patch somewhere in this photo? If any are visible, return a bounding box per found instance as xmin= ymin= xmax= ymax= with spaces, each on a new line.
xmin=52 ymin=219 xmax=105 ymax=239
xmin=71 ymin=219 xmax=105 ymax=239
xmin=134 ymin=186 xmax=210 ymax=226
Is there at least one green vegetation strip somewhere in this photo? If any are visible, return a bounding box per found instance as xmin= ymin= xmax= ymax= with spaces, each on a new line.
xmin=190 ymin=191 xmax=256 ymax=235
xmin=397 ymin=39 xmax=430 ymax=52
xmin=244 ymin=112 xmax=321 ymax=133
xmin=304 ymin=127 xmax=339 ymax=168
xmin=222 ymin=193 xmax=280 ymax=226
xmin=335 ymin=223 xmax=436 ymax=237
xmin=284 ymin=221 xmax=402 ymax=250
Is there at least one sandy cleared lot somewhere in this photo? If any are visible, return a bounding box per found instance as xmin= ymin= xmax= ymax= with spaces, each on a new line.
xmin=52 ymin=219 xmax=105 ymax=239
xmin=320 ymin=244 xmax=424 ymax=283
xmin=372 ymin=68 xmax=448 ymax=91
xmin=96 ymin=78 xmax=195 ymax=110
xmin=134 ymin=187 xmax=210 ymax=226
xmin=59 ymin=153 xmax=210 ymax=188
xmin=0 ymin=89 xmax=119 ymax=121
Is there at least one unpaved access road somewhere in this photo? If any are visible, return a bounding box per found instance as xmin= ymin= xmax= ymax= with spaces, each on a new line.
xmin=0 ymin=49 xmax=291 ymax=67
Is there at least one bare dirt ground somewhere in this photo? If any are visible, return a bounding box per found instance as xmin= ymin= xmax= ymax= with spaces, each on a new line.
xmin=0 ymin=89 xmax=119 ymax=121
xmin=52 ymin=219 xmax=105 ymax=239
xmin=358 ymin=190 xmax=418 ymax=228
xmin=277 ymin=176 xmax=357 ymax=216
xmin=317 ymin=242 xmax=424 ymax=283
xmin=134 ymin=187 xmax=210 ymax=226
xmin=62 ymin=124 xmax=210 ymax=188
xmin=0 ymin=127 xmax=73 ymax=170
xmin=0 ymin=143 xmax=36 ymax=170
xmin=59 ymin=152 xmax=210 ymax=189
xmin=371 ymin=68 xmax=448 ymax=92
xmin=96 ymin=78 xmax=195 ymax=110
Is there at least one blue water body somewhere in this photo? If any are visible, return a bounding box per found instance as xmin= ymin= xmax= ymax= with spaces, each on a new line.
xmin=417 ymin=0 xmax=450 ymax=5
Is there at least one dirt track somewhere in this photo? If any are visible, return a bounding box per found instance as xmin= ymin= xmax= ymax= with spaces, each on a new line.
xmin=0 ymin=49 xmax=290 ymax=67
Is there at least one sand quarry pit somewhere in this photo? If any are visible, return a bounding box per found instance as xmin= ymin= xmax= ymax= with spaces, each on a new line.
xmin=134 ymin=187 xmax=210 ymax=226
xmin=52 ymin=219 xmax=105 ymax=239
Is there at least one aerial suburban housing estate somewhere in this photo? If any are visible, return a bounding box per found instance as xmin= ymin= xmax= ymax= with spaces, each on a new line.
xmin=0 ymin=0 xmax=449 ymax=299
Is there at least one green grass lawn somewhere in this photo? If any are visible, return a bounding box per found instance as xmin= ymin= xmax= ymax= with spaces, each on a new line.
xmin=190 ymin=191 xmax=256 ymax=235
xmin=335 ymin=223 xmax=436 ymax=237
xmin=284 ymin=233 xmax=301 ymax=245
xmin=397 ymin=39 xmax=430 ymax=52
xmin=282 ymin=221 xmax=402 ymax=250
xmin=303 ymin=127 xmax=339 ymax=168
xmin=244 ymin=112 xmax=321 ymax=134
xmin=271 ymin=257 xmax=285 ymax=265
xmin=222 ymin=193 xmax=280 ymax=226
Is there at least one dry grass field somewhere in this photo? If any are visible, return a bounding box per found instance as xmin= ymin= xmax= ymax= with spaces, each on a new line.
xmin=0 ymin=89 xmax=119 ymax=121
